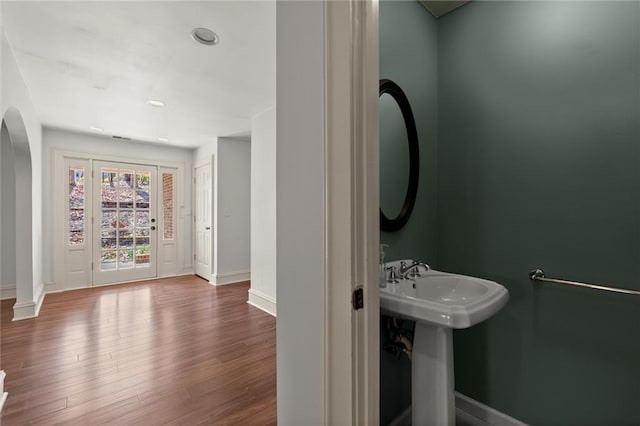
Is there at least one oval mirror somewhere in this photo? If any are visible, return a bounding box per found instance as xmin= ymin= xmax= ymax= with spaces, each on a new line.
xmin=379 ymin=79 xmax=419 ymax=232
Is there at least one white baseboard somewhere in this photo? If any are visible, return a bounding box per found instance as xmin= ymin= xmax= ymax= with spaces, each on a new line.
xmin=247 ymin=288 xmax=277 ymax=316
xmin=455 ymin=392 xmax=528 ymax=426
xmin=388 ymin=405 xmax=411 ymax=426
xmin=0 ymin=286 xmax=16 ymax=300
xmin=47 ymin=274 xmax=200 ymax=295
xmin=210 ymin=270 xmax=250 ymax=286
xmin=35 ymin=284 xmax=46 ymax=316
xmin=44 ymin=282 xmax=62 ymax=294
xmin=12 ymin=284 xmax=46 ymax=321
xmin=388 ymin=393 xmax=528 ymax=426
xmin=0 ymin=369 xmax=5 ymax=412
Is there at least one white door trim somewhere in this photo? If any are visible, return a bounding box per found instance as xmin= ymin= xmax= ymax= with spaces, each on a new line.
xmin=324 ymin=0 xmax=379 ymax=424
xmin=52 ymin=148 xmax=186 ymax=169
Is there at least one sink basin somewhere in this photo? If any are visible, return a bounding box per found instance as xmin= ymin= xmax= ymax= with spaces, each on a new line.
xmin=380 ymin=260 xmax=509 ymax=426
xmin=380 ymin=265 xmax=508 ymax=328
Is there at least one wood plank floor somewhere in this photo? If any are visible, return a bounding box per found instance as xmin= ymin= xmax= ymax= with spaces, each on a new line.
xmin=0 ymin=276 xmax=276 ymax=425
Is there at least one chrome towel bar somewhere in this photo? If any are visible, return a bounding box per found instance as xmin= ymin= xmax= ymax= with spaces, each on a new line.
xmin=529 ymin=269 xmax=640 ymax=296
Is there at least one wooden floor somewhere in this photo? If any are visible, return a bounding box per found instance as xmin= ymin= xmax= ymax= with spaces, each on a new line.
xmin=0 ymin=276 xmax=276 ymax=425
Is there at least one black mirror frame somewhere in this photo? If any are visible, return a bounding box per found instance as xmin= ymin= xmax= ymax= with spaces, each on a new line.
xmin=379 ymin=79 xmax=420 ymax=233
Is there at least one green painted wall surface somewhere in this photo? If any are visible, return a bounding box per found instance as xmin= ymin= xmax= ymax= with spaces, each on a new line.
xmin=438 ymin=2 xmax=640 ymax=424
xmin=380 ymin=0 xmax=439 ymax=264
xmin=379 ymin=1 xmax=438 ymax=424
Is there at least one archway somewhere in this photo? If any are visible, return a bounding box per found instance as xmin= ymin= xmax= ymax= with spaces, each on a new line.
xmin=1 ymin=107 xmax=34 ymax=321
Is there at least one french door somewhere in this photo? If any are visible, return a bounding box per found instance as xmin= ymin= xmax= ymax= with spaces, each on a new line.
xmin=92 ymin=161 xmax=158 ymax=285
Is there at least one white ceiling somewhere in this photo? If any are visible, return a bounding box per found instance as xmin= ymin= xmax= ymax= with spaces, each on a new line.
xmin=2 ymin=1 xmax=276 ymax=148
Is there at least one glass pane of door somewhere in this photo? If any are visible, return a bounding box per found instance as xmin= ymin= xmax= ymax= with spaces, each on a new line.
xmin=98 ymin=166 xmax=153 ymax=271
xmin=94 ymin=161 xmax=157 ymax=285
xmin=68 ymin=167 xmax=85 ymax=245
xmin=162 ymin=173 xmax=174 ymax=240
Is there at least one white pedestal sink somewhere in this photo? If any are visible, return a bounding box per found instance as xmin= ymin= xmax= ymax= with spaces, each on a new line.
xmin=380 ymin=260 xmax=509 ymax=426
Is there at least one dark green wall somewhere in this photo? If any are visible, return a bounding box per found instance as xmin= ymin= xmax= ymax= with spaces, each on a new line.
xmin=379 ymin=1 xmax=439 ymax=424
xmin=438 ymin=2 xmax=640 ymax=424
xmin=380 ymin=0 xmax=640 ymax=424
xmin=380 ymin=0 xmax=439 ymax=264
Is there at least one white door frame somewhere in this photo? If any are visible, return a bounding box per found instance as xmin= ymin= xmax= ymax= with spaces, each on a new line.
xmin=51 ymin=148 xmax=185 ymax=292
xmin=324 ymin=0 xmax=379 ymax=423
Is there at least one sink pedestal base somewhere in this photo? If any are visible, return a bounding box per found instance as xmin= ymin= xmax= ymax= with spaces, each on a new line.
xmin=412 ymin=323 xmax=455 ymax=426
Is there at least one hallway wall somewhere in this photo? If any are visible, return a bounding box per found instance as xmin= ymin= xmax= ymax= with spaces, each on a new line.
xmin=276 ymin=1 xmax=326 ymax=423
xmin=249 ymin=107 xmax=277 ymax=314
xmin=1 ymin=123 xmax=16 ymax=297
xmin=1 ymin=29 xmax=43 ymax=306
xmin=194 ymin=136 xmax=252 ymax=286
xmin=214 ymin=138 xmax=251 ymax=284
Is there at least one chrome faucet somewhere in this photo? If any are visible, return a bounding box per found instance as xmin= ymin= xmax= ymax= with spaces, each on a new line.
xmin=399 ymin=261 xmax=430 ymax=279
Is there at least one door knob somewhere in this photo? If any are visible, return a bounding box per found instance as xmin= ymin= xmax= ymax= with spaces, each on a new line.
xmin=150 ymin=226 xmax=156 ymax=231
xmin=205 ymin=226 xmax=211 ymax=230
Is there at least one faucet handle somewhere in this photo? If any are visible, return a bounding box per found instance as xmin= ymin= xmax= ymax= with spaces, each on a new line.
xmin=408 ymin=268 xmax=421 ymax=279
xmin=386 ymin=266 xmax=400 ymax=284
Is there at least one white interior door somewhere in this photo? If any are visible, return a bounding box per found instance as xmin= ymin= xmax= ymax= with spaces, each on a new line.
xmin=93 ymin=161 xmax=158 ymax=285
xmin=194 ymin=162 xmax=212 ymax=279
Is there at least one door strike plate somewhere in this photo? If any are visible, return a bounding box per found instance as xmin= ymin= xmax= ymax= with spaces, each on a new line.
xmin=352 ymin=287 xmax=364 ymax=310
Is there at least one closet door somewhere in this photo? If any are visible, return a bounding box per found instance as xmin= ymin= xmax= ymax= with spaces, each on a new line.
xmin=194 ymin=162 xmax=212 ymax=280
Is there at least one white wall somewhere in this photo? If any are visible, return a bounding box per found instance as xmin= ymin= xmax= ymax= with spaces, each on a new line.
xmin=276 ymin=2 xmax=326 ymax=424
xmin=1 ymin=123 xmax=15 ymax=294
xmin=213 ymin=137 xmax=251 ymax=283
xmin=248 ymin=107 xmax=277 ymax=315
xmin=193 ymin=139 xmax=216 ymax=166
xmin=0 ymin=10 xmax=3 ymax=299
xmin=1 ymin=29 xmax=44 ymax=305
xmin=42 ymin=127 xmax=194 ymax=284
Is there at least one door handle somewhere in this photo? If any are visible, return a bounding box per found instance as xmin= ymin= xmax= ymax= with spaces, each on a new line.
xmin=205 ymin=226 xmax=211 ymax=230
xmin=150 ymin=226 xmax=156 ymax=231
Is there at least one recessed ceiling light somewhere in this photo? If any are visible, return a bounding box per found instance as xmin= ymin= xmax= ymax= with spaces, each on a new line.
xmin=158 ymin=137 xmax=169 ymax=143
xmin=89 ymin=126 xmax=103 ymax=132
xmin=146 ymin=99 xmax=166 ymax=108
xmin=191 ymin=27 xmax=219 ymax=46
